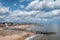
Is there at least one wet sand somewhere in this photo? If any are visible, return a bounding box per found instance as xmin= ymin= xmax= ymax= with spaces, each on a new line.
xmin=25 ymin=24 xmax=60 ymax=40
xmin=25 ymin=34 xmax=58 ymax=40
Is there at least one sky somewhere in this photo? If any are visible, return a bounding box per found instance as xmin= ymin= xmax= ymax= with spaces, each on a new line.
xmin=0 ymin=0 xmax=60 ymax=24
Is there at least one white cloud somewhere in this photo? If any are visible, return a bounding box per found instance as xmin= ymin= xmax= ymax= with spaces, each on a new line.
xmin=19 ymin=0 xmax=33 ymax=2
xmin=0 ymin=2 xmax=2 ymax=6
xmin=26 ymin=0 xmax=60 ymax=10
xmin=42 ymin=19 xmax=50 ymax=21
xmin=0 ymin=0 xmax=60 ymax=23
xmin=5 ymin=9 xmax=60 ymax=22
xmin=26 ymin=1 xmax=41 ymax=10
xmin=0 ymin=15 xmax=5 ymax=19
xmin=19 ymin=5 xmax=25 ymax=8
xmin=19 ymin=0 xmax=25 ymax=2
xmin=43 ymin=0 xmax=55 ymax=1
xmin=0 ymin=6 xmax=11 ymax=13
xmin=5 ymin=10 xmax=40 ymax=22
xmin=14 ymin=3 xmax=17 ymax=6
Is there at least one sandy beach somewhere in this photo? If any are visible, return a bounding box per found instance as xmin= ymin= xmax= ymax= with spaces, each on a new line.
xmin=0 ymin=30 xmax=34 ymax=40
xmin=0 ymin=25 xmax=34 ymax=40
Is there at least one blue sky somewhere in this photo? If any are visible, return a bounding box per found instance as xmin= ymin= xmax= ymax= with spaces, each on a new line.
xmin=0 ymin=0 xmax=60 ymax=24
xmin=0 ymin=0 xmax=32 ymax=10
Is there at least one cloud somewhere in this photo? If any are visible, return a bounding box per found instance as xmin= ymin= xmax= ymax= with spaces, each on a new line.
xmin=19 ymin=5 xmax=25 ymax=8
xmin=0 ymin=15 xmax=5 ymax=19
xmin=13 ymin=3 xmax=17 ymax=6
xmin=0 ymin=2 xmax=2 ymax=6
xmin=19 ymin=0 xmax=33 ymax=2
xmin=5 ymin=9 xmax=60 ymax=22
xmin=26 ymin=0 xmax=60 ymax=11
xmin=19 ymin=0 xmax=25 ymax=2
xmin=0 ymin=6 xmax=60 ymax=23
xmin=5 ymin=10 xmax=40 ymax=22
xmin=26 ymin=0 xmax=41 ymax=10
xmin=0 ymin=0 xmax=60 ymax=23
xmin=0 ymin=3 xmax=11 ymax=22
xmin=0 ymin=6 xmax=11 ymax=13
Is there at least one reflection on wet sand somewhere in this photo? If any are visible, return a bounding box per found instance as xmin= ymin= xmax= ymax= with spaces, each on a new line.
xmin=25 ymin=24 xmax=60 ymax=40
xmin=26 ymin=34 xmax=58 ymax=40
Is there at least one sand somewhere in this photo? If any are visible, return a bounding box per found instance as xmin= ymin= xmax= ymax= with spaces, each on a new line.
xmin=0 ymin=30 xmax=34 ymax=40
xmin=13 ymin=25 xmax=31 ymax=29
xmin=0 ymin=24 xmax=34 ymax=40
